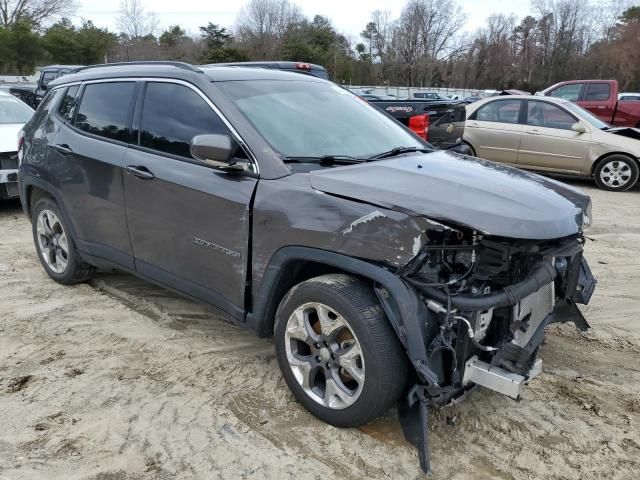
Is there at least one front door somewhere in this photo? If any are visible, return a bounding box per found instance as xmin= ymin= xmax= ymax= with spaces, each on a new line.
xmin=122 ymin=81 xmax=257 ymax=319
xmin=517 ymin=100 xmax=590 ymax=174
xmin=467 ymin=99 xmax=523 ymax=164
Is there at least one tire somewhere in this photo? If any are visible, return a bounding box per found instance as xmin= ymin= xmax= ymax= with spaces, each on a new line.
xmin=462 ymin=141 xmax=477 ymax=157
xmin=274 ymin=274 xmax=408 ymax=428
xmin=31 ymin=196 xmax=95 ymax=284
xmin=593 ymin=154 xmax=639 ymax=191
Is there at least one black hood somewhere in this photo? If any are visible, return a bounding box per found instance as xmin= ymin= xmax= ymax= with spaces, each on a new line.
xmin=309 ymin=151 xmax=591 ymax=240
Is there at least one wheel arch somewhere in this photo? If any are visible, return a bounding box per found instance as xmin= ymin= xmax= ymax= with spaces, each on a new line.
xmin=590 ymin=151 xmax=640 ymax=176
xmin=461 ymin=139 xmax=477 ymax=157
xmin=246 ymin=247 xmax=418 ymax=343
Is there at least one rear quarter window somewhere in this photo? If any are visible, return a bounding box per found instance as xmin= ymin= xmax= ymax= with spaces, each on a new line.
xmin=584 ymin=83 xmax=611 ymax=101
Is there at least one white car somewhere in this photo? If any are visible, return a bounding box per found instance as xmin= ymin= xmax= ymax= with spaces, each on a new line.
xmin=619 ymin=92 xmax=640 ymax=101
xmin=0 ymin=91 xmax=33 ymax=199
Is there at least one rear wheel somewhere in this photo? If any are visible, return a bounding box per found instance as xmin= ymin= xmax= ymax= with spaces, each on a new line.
xmin=31 ymin=197 xmax=94 ymax=284
xmin=593 ymin=154 xmax=639 ymax=191
xmin=274 ymin=274 xmax=408 ymax=427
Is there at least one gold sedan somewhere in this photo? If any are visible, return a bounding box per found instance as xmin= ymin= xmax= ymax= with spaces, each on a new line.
xmin=463 ymin=95 xmax=640 ymax=191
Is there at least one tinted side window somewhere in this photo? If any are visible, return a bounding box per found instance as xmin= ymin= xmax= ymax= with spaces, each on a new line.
xmin=527 ymin=102 xmax=576 ymax=130
xmin=474 ymin=100 xmax=521 ymax=124
xmin=74 ymin=82 xmax=135 ymax=142
xmin=139 ymin=82 xmax=229 ymax=158
xmin=58 ymin=85 xmax=79 ymax=122
xmin=584 ymin=83 xmax=610 ymax=101
xmin=549 ymin=83 xmax=583 ymax=101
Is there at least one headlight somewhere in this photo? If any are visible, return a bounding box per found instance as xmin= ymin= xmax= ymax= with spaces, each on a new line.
xmin=582 ymin=202 xmax=593 ymax=231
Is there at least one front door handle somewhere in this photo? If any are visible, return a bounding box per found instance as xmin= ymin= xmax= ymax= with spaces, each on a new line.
xmin=126 ymin=165 xmax=155 ymax=180
xmin=527 ymin=129 xmax=540 ymax=135
xmin=52 ymin=144 xmax=73 ymax=155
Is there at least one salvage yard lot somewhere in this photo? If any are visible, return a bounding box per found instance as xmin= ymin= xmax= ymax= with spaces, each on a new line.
xmin=1 ymin=179 xmax=639 ymax=480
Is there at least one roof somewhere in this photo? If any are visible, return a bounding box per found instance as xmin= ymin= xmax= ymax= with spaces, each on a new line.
xmin=39 ymin=65 xmax=84 ymax=71
xmin=209 ymin=61 xmax=327 ymax=71
xmin=49 ymin=61 xmax=326 ymax=87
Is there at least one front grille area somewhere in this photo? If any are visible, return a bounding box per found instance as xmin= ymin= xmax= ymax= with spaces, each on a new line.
xmin=0 ymin=151 xmax=19 ymax=170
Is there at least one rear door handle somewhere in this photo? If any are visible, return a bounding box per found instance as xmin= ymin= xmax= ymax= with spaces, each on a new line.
xmin=52 ymin=144 xmax=73 ymax=155
xmin=527 ymin=129 xmax=540 ymax=135
xmin=126 ymin=165 xmax=155 ymax=180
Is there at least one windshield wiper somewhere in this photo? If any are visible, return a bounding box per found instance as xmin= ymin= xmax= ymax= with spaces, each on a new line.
xmin=369 ymin=146 xmax=432 ymax=160
xmin=283 ymin=155 xmax=367 ymax=165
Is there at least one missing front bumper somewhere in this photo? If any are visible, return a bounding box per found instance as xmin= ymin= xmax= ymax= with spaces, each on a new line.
xmin=463 ymin=355 xmax=542 ymax=399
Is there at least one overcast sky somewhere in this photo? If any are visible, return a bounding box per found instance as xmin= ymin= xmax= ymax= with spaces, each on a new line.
xmin=76 ymin=0 xmax=533 ymax=38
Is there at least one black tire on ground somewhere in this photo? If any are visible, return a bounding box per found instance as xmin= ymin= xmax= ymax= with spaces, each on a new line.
xmin=274 ymin=274 xmax=408 ymax=428
xmin=593 ymin=154 xmax=639 ymax=192
xmin=31 ymin=196 xmax=95 ymax=284
xmin=463 ymin=141 xmax=477 ymax=157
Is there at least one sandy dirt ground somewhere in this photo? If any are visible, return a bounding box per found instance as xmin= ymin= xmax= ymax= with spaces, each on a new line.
xmin=0 ymin=179 xmax=639 ymax=480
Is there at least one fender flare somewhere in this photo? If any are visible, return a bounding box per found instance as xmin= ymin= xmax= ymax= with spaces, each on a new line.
xmin=19 ymin=175 xmax=80 ymax=240
xmin=246 ymin=246 xmax=436 ymax=384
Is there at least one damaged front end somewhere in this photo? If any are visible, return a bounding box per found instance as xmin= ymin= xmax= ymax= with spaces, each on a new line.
xmin=391 ymin=220 xmax=596 ymax=473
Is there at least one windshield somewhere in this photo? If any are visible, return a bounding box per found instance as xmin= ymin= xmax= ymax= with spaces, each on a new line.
xmin=218 ymin=80 xmax=425 ymax=159
xmin=563 ymin=101 xmax=610 ymax=129
xmin=0 ymin=96 xmax=33 ymax=124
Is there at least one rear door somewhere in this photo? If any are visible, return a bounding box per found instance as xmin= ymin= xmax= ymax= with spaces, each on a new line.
xmin=517 ymin=100 xmax=590 ymax=173
xmin=466 ymin=99 xmax=523 ymax=164
xmin=579 ymin=82 xmax=615 ymax=123
xmin=46 ymin=81 xmax=136 ymax=267
xmin=122 ymin=80 xmax=257 ymax=318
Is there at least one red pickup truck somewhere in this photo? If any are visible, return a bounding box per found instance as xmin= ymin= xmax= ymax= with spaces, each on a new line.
xmin=540 ymin=79 xmax=640 ymax=127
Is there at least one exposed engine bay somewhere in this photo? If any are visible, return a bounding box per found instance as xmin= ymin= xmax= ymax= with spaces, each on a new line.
xmin=393 ymin=219 xmax=597 ymax=473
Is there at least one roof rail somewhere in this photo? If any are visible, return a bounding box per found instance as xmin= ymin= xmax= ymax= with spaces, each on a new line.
xmin=73 ymin=61 xmax=202 ymax=73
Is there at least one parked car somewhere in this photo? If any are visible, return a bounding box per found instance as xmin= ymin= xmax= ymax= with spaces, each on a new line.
xmin=208 ymin=61 xmax=329 ymax=80
xmin=365 ymin=98 xmax=468 ymax=151
xmin=619 ymin=92 xmax=640 ymax=101
xmin=0 ymin=82 xmax=37 ymax=106
xmin=410 ymin=91 xmax=450 ymax=100
xmin=18 ymin=62 xmax=596 ymax=474
xmin=0 ymin=91 xmax=33 ymax=199
xmin=540 ymin=79 xmax=640 ymax=127
xmin=464 ymin=95 xmax=640 ymax=191
xmin=1 ymin=65 xmax=83 ymax=110
xmin=359 ymin=93 xmax=398 ymax=101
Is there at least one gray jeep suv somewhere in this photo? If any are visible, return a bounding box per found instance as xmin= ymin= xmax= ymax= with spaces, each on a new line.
xmin=18 ymin=61 xmax=596 ymax=473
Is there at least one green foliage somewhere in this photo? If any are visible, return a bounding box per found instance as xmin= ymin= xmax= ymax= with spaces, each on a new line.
xmin=42 ymin=19 xmax=116 ymax=65
xmin=7 ymin=21 xmax=42 ymax=74
xmin=159 ymin=25 xmax=186 ymax=48
xmin=199 ymin=22 xmax=248 ymax=63
xmin=281 ymin=15 xmax=352 ymax=81
xmin=620 ymin=6 xmax=640 ymax=22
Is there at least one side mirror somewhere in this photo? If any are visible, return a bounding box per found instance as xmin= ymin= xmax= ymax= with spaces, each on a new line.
xmin=190 ymin=134 xmax=245 ymax=171
xmin=571 ymin=122 xmax=587 ymax=134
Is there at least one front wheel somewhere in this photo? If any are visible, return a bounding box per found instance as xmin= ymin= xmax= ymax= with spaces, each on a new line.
xmin=274 ymin=274 xmax=408 ymax=428
xmin=593 ymin=155 xmax=639 ymax=191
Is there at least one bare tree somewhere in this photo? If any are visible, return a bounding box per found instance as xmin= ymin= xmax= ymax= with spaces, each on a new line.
xmin=116 ymin=0 xmax=158 ymax=38
xmin=0 ymin=0 xmax=76 ymax=27
xmin=235 ymin=0 xmax=303 ymax=59
xmin=388 ymin=0 xmax=466 ymax=85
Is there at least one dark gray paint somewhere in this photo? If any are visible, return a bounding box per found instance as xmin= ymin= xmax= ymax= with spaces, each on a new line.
xmin=122 ymin=146 xmax=257 ymax=309
xmin=48 ymin=124 xmax=133 ymax=260
xmin=309 ymin=151 xmax=591 ymax=240
xmin=20 ymin=63 xmax=593 ymax=330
